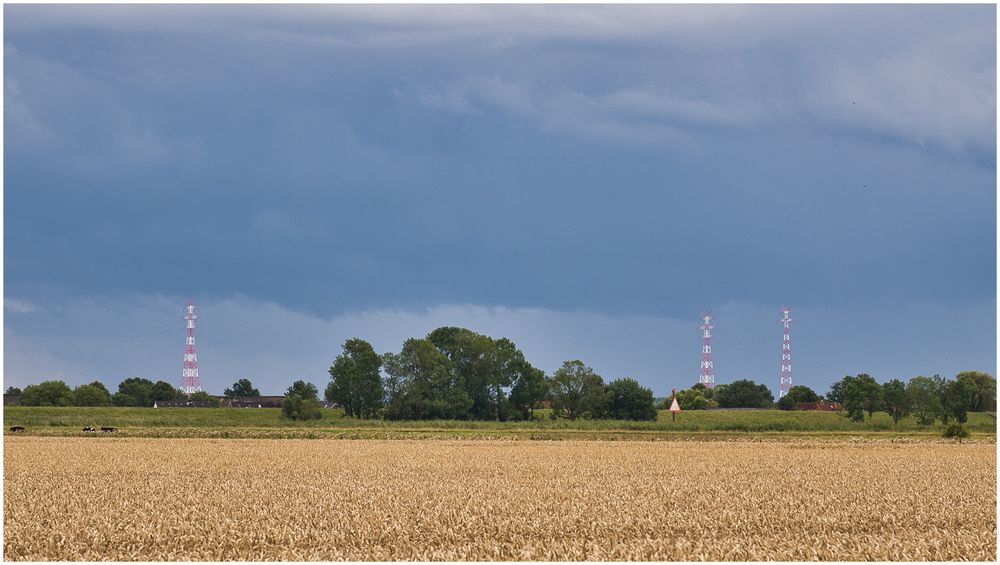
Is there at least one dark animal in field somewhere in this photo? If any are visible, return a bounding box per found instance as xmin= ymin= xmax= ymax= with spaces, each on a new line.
xmin=83 ymin=427 xmax=96 ymax=433
xmin=9 ymin=426 xmax=25 ymax=432
xmin=100 ymin=427 xmax=117 ymax=433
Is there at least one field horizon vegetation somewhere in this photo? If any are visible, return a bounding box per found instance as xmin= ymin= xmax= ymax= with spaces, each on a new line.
xmin=4 ymin=406 xmax=995 ymax=441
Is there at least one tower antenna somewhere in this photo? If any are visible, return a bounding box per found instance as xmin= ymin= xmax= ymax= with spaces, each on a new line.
xmin=180 ymin=300 xmax=202 ymax=394
xmin=779 ymin=306 xmax=792 ymax=398
xmin=699 ymin=313 xmax=715 ymax=388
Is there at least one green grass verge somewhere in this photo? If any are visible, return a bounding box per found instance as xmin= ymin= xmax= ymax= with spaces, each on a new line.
xmin=4 ymin=406 xmax=995 ymax=440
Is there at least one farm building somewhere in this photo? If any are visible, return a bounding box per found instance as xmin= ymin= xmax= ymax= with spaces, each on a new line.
xmin=153 ymin=400 xmax=214 ymax=408
xmin=794 ymin=401 xmax=841 ymax=411
xmin=216 ymin=396 xmax=337 ymax=409
xmin=219 ymin=395 xmax=286 ymax=408
xmin=4 ymin=394 xmax=21 ymax=406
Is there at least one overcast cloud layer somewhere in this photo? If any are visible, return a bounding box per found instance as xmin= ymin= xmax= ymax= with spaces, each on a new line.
xmin=4 ymin=5 xmax=996 ymax=396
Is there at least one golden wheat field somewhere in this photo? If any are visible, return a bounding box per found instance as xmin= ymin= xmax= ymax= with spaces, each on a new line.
xmin=3 ymin=437 xmax=996 ymax=561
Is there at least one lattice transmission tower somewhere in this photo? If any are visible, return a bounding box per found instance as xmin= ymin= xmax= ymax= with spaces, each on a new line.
xmin=778 ymin=307 xmax=793 ymax=398
xmin=180 ymin=301 xmax=202 ymax=394
xmin=699 ymin=314 xmax=715 ymax=388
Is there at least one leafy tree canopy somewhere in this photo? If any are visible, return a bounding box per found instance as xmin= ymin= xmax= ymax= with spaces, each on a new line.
xmin=151 ymin=380 xmax=182 ymax=402
xmin=383 ymin=338 xmax=472 ymax=420
xmin=906 ymin=376 xmax=942 ymax=426
xmin=73 ymin=383 xmax=112 ymax=406
xmin=881 ymin=378 xmax=909 ymax=425
xmin=282 ymin=394 xmax=322 ymax=420
xmin=327 ymin=338 xmax=384 ymax=418
xmin=606 ymin=377 xmax=657 ymax=420
xmin=956 ymin=371 xmax=996 ymax=412
xmin=20 ymin=380 xmax=74 ymax=406
xmin=670 ymin=387 xmax=713 ymax=410
xmin=550 ymin=360 xmax=608 ymax=419
xmin=714 ymin=379 xmax=774 ymax=409
xmin=509 ymin=364 xmax=549 ymax=420
xmin=837 ymin=374 xmax=882 ymax=422
xmin=776 ymin=385 xmax=820 ymax=410
xmin=285 ymin=380 xmax=319 ymax=401
xmin=115 ymin=377 xmax=155 ymax=407
xmin=224 ymin=378 xmax=260 ymax=397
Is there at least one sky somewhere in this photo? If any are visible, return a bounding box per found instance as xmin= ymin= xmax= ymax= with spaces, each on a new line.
xmin=3 ymin=4 xmax=996 ymax=397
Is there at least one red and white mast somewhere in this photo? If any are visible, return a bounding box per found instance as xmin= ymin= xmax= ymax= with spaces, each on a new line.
xmin=699 ymin=314 xmax=715 ymax=388
xmin=779 ymin=307 xmax=792 ymax=398
xmin=180 ymin=301 xmax=201 ymax=394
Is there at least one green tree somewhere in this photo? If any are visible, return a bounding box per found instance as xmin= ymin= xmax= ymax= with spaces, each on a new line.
xmin=714 ymin=379 xmax=774 ymax=408
xmin=224 ymin=378 xmax=260 ymax=397
xmin=490 ymin=338 xmax=526 ymax=421
xmin=5 ymin=386 xmax=23 ymax=396
xmin=776 ymin=385 xmax=820 ymax=410
xmin=673 ymin=387 xmax=709 ymax=410
xmin=826 ymin=378 xmax=847 ymax=404
xmin=427 ymin=327 xmax=497 ymax=420
xmin=72 ymin=383 xmax=112 ymax=406
xmin=906 ymin=376 xmax=941 ymax=426
xmin=111 ymin=392 xmax=138 ymax=406
xmin=955 ymin=371 xmax=996 ymax=412
xmin=285 ymin=380 xmax=319 ymax=401
xmin=881 ymin=379 xmax=910 ymax=425
xmin=840 ymin=374 xmax=882 ymax=422
xmin=606 ymin=377 xmax=657 ymax=420
xmin=20 ymin=380 xmax=74 ymax=406
xmin=932 ymin=375 xmax=975 ymax=425
xmin=509 ymin=365 xmax=549 ymax=420
xmin=383 ymin=338 xmax=472 ymax=420
xmin=327 ymin=338 xmax=385 ymax=418
xmin=381 ymin=351 xmax=408 ymax=420
xmin=114 ymin=377 xmax=155 ymax=407
xmin=858 ymin=374 xmax=884 ymax=420
xmin=150 ymin=381 xmax=181 ymax=403
xmin=87 ymin=380 xmax=111 ymax=397
xmin=281 ymin=394 xmax=322 ymax=420
xmin=938 ymin=376 xmax=974 ymax=425
xmin=691 ymin=382 xmax=713 ymax=400
xmin=550 ymin=360 xmax=608 ymax=419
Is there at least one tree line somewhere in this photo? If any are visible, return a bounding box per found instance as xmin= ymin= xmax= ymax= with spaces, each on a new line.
xmin=8 ymin=325 xmax=994 ymax=428
xmin=825 ymin=371 xmax=995 ymax=426
xmin=323 ymin=328 xmax=658 ymax=422
xmin=664 ymin=371 xmax=996 ymax=428
xmin=7 ymin=378 xmax=222 ymax=408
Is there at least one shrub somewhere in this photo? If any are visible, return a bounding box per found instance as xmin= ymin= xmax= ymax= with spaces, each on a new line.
xmin=282 ymin=394 xmax=323 ymax=420
xmin=942 ymin=423 xmax=969 ymax=443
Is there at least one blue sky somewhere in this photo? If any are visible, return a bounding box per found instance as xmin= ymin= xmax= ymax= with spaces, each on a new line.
xmin=3 ymin=4 xmax=996 ymax=397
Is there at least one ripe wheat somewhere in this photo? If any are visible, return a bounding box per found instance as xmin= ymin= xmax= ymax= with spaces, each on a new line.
xmin=3 ymin=437 xmax=995 ymax=560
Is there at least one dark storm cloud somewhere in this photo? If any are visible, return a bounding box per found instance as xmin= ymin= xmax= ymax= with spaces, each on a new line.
xmin=4 ymin=4 xmax=995 ymax=393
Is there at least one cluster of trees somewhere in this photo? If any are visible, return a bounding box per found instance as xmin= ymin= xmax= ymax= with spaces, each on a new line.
xmin=10 ymin=374 xmax=329 ymax=417
xmin=9 ymin=347 xmax=992 ymax=430
xmin=325 ymin=328 xmax=658 ymax=421
xmin=828 ymin=371 xmax=996 ymax=425
xmin=661 ymin=380 xmax=776 ymax=410
xmin=660 ymin=371 xmax=996 ymax=428
xmin=9 ymin=379 xmax=211 ymax=407
xmin=10 ymin=378 xmax=222 ymax=407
